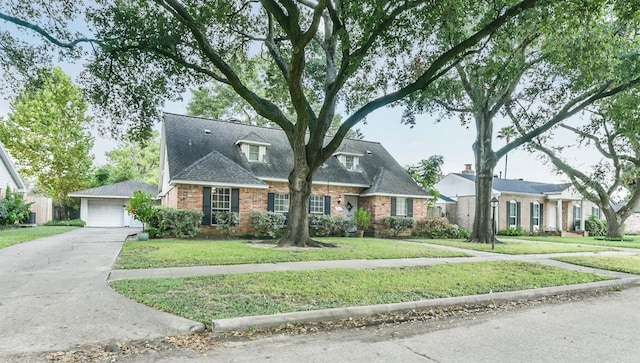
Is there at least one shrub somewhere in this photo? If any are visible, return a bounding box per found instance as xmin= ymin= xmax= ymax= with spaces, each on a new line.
xmin=497 ymin=227 xmax=525 ymax=236
xmin=333 ymin=217 xmax=355 ymax=236
xmin=147 ymin=207 xmax=202 ymax=238
xmin=377 ymin=216 xmax=416 ymax=237
xmin=44 ymin=219 xmax=85 ymax=227
xmin=0 ymin=186 xmax=33 ymax=226
xmin=309 ymin=214 xmax=333 ymax=237
xmin=250 ymin=211 xmax=286 ymax=239
xmin=585 ymin=215 xmax=607 ymax=237
xmin=126 ymin=190 xmax=156 ymax=230
xmin=415 ymin=217 xmax=449 ymax=235
xmin=431 ymin=224 xmax=470 ymax=239
xmin=353 ymin=208 xmax=372 ymax=231
xmin=213 ymin=211 xmax=239 ymax=237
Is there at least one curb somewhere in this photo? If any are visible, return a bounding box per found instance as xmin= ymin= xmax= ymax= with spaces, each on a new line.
xmin=212 ymin=277 xmax=640 ymax=333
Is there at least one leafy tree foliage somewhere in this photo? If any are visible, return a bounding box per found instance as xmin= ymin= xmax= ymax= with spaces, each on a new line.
xmin=403 ymin=1 xmax=640 ymax=243
xmin=0 ymin=67 xmax=93 ymax=215
xmin=2 ymin=0 xmax=545 ymax=246
xmin=406 ymin=155 xmax=444 ymax=198
xmin=0 ymin=186 xmax=33 ymax=226
xmin=527 ymin=92 xmax=640 ymax=239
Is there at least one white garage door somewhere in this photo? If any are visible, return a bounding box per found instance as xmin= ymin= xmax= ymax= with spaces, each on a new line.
xmin=87 ymin=199 xmax=124 ymax=227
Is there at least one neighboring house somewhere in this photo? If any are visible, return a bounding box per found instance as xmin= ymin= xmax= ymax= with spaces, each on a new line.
xmin=69 ymin=180 xmax=157 ymax=227
xmin=435 ymin=170 xmax=601 ymax=235
xmin=158 ymin=113 xmax=431 ymax=233
xmin=0 ymin=141 xmax=26 ymax=196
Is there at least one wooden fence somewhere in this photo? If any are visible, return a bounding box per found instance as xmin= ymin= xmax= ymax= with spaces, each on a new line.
xmin=25 ymin=195 xmax=53 ymax=225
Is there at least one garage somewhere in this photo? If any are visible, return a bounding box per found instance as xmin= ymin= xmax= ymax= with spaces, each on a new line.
xmin=69 ymin=180 xmax=157 ymax=228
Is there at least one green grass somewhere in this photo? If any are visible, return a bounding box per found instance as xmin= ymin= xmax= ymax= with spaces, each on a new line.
xmin=555 ymin=254 xmax=640 ymax=274
xmin=414 ymin=239 xmax=612 ymax=254
xmin=0 ymin=226 xmax=78 ymax=249
xmin=111 ymin=261 xmax=612 ymax=325
xmin=114 ymin=237 xmax=470 ymax=269
xmin=512 ymin=236 xmax=640 ymax=249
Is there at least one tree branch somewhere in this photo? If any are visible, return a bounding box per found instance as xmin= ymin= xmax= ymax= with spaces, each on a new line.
xmin=0 ymin=11 xmax=99 ymax=49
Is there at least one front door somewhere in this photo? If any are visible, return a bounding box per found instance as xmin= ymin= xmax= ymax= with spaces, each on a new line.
xmin=344 ymin=196 xmax=358 ymax=232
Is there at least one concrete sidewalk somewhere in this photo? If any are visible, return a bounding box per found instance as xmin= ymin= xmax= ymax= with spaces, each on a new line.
xmin=0 ymin=228 xmax=204 ymax=358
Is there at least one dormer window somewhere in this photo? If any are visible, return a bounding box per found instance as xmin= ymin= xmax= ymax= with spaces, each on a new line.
xmin=334 ymin=152 xmax=362 ymax=171
xmin=236 ymin=137 xmax=270 ymax=163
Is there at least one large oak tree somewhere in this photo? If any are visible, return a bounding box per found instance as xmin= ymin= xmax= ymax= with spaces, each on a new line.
xmin=2 ymin=0 xmax=544 ymax=246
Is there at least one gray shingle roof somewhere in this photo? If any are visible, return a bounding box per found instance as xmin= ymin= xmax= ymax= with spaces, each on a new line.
xmin=69 ymin=180 xmax=157 ymax=198
xmin=163 ymin=113 xmax=429 ymax=197
xmin=453 ymin=173 xmax=571 ymax=195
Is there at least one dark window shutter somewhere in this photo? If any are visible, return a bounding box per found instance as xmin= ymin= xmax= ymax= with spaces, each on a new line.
xmin=231 ymin=189 xmax=240 ymax=213
xmin=540 ymin=203 xmax=544 ymax=229
xmin=506 ymin=201 xmax=510 ymax=225
xmin=407 ymin=198 xmax=413 ymax=217
xmin=324 ymin=196 xmax=331 ymax=215
xmin=308 ymin=197 xmax=311 ymax=213
xmin=391 ymin=198 xmax=397 ymax=216
xmin=516 ymin=202 xmax=521 ymax=228
xmin=267 ymin=193 xmax=275 ymax=212
xmin=202 ymin=187 xmax=212 ymax=226
xmin=530 ymin=203 xmax=534 ymax=232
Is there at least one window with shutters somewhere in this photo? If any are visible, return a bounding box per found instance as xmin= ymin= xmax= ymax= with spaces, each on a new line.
xmin=211 ymin=188 xmax=231 ymax=224
xmin=592 ymin=206 xmax=600 ymax=219
xmin=395 ymin=197 xmax=407 ymax=216
xmin=309 ymin=195 xmax=324 ymax=214
xmin=274 ymin=193 xmax=289 ymax=213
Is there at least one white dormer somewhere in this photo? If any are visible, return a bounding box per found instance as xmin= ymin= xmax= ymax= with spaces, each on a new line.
xmin=334 ymin=151 xmax=362 ymax=171
xmin=236 ymin=139 xmax=270 ymax=162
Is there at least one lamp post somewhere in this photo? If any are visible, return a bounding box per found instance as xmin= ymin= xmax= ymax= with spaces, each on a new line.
xmin=491 ymin=196 xmax=499 ymax=250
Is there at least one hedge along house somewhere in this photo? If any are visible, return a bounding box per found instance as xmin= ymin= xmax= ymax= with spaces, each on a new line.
xmin=158 ymin=113 xmax=432 ymax=234
xmin=435 ymin=168 xmax=601 ymax=236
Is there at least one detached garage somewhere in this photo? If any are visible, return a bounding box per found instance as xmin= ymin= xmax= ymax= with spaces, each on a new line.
xmin=69 ymin=180 xmax=157 ymax=227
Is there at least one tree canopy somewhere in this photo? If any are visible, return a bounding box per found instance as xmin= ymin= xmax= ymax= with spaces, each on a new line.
xmin=0 ymin=67 xmax=93 ymax=209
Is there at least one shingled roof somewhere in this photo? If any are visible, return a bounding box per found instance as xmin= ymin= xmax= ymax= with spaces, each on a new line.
xmin=163 ymin=113 xmax=429 ymax=198
xmin=453 ymin=173 xmax=571 ymax=195
xmin=69 ymin=180 xmax=157 ymax=198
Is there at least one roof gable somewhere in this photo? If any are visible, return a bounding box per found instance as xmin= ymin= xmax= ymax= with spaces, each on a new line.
xmin=450 ymin=173 xmax=571 ymax=195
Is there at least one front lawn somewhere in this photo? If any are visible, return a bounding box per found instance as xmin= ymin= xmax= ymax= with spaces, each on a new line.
xmin=0 ymin=226 xmax=78 ymax=249
xmin=114 ymin=237 xmax=471 ymax=269
xmin=513 ymin=236 xmax=640 ymax=249
xmin=555 ymin=255 xmax=640 ymax=274
xmin=111 ymin=261 xmax=612 ymax=325
xmin=414 ymin=239 xmax=612 ymax=254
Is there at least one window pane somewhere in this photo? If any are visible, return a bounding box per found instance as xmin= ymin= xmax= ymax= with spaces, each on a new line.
xmin=249 ymin=145 xmax=260 ymax=161
xmin=274 ymin=193 xmax=289 ymax=213
xmin=396 ymin=198 xmax=407 ymax=216
xmin=211 ymin=188 xmax=232 ymax=225
xmin=310 ymin=195 xmax=324 ymax=214
xmin=345 ymin=156 xmax=354 ymax=170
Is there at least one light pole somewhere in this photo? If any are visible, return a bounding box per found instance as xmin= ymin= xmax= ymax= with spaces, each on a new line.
xmin=491 ymin=197 xmax=499 ymax=250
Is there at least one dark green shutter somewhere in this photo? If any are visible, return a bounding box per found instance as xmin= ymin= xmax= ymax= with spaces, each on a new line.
xmin=407 ymin=199 xmax=413 ymax=217
xmin=516 ymin=202 xmax=521 ymax=228
xmin=231 ymin=189 xmax=240 ymax=213
xmin=530 ymin=203 xmax=534 ymax=232
xmin=540 ymin=203 xmax=544 ymax=230
xmin=391 ymin=198 xmax=396 ymax=216
xmin=324 ymin=196 xmax=331 ymax=215
xmin=505 ymin=201 xmax=510 ymax=225
xmin=267 ymin=193 xmax=275 ymax=212
xmin=202 ymin=187 xmax=212 ymax=226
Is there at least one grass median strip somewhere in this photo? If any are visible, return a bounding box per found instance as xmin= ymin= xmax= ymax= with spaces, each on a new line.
xmin=110 ymin=261 xmax=611 ymax=326
xmin=512 ymin=236 xmax=640 ymax=249
xmin=0 ymin=226 xmax=78 ymax=249
xmin=415 ymin=239 xmax=612 ymax=254
xmin=555 ymin=254 xmax=640 ymax=274
xmin=114 ymin=238 xmax=470 ymax=269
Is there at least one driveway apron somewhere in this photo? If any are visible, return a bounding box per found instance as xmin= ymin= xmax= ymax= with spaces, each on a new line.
xmin=0 ymin=228 xmax=202 ymax=356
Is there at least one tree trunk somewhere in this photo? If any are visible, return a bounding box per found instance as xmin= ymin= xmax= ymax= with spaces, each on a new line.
xmin=469 ymin=113 xmax=498 ymax=244
xmin=602 ymin=208 xmax=624 ymax=240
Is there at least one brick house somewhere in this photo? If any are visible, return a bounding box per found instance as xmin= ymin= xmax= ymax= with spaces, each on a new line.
xmin=435 ymin=168 xmax=601 ymax=235
xmin=158 ymin=113 xmax=431 ymax=233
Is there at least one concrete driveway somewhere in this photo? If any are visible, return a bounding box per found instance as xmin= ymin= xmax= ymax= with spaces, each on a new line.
xmin=0 ymin=228 xmax=203 ymax=357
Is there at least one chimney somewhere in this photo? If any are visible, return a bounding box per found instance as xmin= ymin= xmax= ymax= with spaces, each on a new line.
xmin=462 ymin=163 xmax=475 ymax=175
